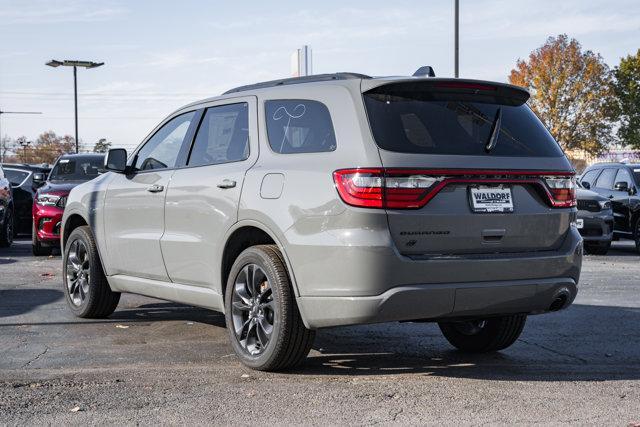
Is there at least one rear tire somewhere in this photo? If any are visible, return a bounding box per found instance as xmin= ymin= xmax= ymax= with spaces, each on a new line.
xmin=225 ymin=244 xmax=315 ymax=371
xmin=63 ymin=226 xmax=120 ymax=318
xmin=635 ymin=218 xmax=640 ymax=254
xmin=32 ymin=222 xmax=52 ymax=256
xmin=584 ymin=241 xmax=611 ymax=255
xmin=0 ymin=208 xmax=13 ymax=248
xmin=438 ymin=315 xmax=526 ymax=353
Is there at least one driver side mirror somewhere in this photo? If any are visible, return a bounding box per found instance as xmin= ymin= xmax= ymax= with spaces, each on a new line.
xmin=614 ymin=181 xmax=629 ymax=192
xmin=32 ymin=172 xmax=46 ymax=189
xmin=581 ymin=181 xmax=590 ymax=189
xmin=105 ymin=148 xmax=128 ymax=173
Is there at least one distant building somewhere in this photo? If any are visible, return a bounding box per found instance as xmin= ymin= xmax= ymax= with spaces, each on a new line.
xmin=290 ymin=45 xmax=312 ymax=77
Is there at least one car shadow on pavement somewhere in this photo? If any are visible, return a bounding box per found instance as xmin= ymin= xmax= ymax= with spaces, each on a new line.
xmin=290 ymin=303 xmax=640 ymax=382
xmin=108 ymin=302 xmax=226 ymax=327
xmin=0 ymin=288 xmax=64 ymax=318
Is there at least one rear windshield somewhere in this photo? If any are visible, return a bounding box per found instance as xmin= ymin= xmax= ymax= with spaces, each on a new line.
xmin=50 ymin=157 xmax=104 ymax=181
xmin=364 ymin=86 xmax=564 ymax=157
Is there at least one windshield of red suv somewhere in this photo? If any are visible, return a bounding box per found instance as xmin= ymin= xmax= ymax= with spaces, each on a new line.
xmin=49 ymin=157 xmax=104 ymax=181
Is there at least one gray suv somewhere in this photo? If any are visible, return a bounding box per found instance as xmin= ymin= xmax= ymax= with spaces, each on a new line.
xmin=61 ymin=71 xmax=582 ymax=371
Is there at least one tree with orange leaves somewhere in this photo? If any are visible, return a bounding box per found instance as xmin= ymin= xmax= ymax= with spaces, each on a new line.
xmin=509 ymin=34 xmax=615 ymax=155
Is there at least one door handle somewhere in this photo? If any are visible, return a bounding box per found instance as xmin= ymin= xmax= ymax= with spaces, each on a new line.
xmin=146 ymin=184 xmax=164 ymax=193
xmin=217 ymin=179 xmax=236 ymax=189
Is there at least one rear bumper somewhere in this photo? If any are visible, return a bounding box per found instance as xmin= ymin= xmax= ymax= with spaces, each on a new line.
xmin=288 ymin=221 xmax=582 ymax=328
xmin=33 ymin=204 xmax=63 ymax=244
xmin=298 ymin=277 xmax=577 ymax=328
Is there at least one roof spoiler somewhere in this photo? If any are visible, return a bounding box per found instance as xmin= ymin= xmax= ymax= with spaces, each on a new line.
xmin=362 ymin=79 xmax=530 ymax=106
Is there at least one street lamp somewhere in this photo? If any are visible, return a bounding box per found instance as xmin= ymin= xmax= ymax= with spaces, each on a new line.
xmin=46 ymin=59 xmax=104 ymax=153
xmin=19 ymin=139 xmax=31 ymax=163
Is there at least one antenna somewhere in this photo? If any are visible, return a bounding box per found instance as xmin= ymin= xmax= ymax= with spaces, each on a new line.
xmin=0 ymin=109 xmax=43 ymax=163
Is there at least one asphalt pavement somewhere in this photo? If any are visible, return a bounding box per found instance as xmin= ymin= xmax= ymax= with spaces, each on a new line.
xmin=1 ymin=238 xmax=639 ymax=425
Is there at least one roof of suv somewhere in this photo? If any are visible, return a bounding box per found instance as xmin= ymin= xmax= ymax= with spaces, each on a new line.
xmin=589 ymin=162 xmax=640 ymax=169
xmin=180 ymin=72 xmax=531 ymax=110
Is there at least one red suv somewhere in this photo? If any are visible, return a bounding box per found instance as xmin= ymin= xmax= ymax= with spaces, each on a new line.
xmin=32 ymin=153 xmax=104 ymax=255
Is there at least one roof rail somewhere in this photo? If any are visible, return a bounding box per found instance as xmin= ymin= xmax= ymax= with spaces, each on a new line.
xmin=223 ymin=72 xmax=371 ymax=95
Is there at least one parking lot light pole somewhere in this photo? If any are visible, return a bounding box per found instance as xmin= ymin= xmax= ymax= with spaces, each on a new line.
xmin=46 ymin=59 xmax=104 ymax=153
xmin=454 ymin=0 xmax=459 ymax=78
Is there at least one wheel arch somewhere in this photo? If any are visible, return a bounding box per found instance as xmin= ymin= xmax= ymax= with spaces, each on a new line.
xmin=62 ymin=213 xmax=89 ymax=249
xmin=221 ymin=220 xmax=301 ymax=302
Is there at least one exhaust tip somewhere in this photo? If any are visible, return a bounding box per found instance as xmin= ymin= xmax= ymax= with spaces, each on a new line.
xmin=549 ymin=289 xmax=570 ymax=312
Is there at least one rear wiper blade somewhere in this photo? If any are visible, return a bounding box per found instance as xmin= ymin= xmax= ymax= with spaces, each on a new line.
xmin=485 ymin=107 xmax=502 ymax=153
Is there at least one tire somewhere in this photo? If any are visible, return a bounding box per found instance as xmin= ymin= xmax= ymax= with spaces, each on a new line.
xmin=584 ymin=242 xmax=611 ymax=255
xmin=438 ymin=315 xmax=526 ymax=353
xmin=635 ymin=218 xmax=640 ymax=254
xmin=32 ymin=222 xmax=52 ymax=256
xmin=225 ymin=244 xmax=315 ymax=371
xmin=63 ymin=226 xmax=120 ymax=318
xmin=0 ymin=208 xmax=13 ymax=248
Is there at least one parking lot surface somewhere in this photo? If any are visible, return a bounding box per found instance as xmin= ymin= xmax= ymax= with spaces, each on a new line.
xmin=1 ymin=238 xmax=639 ymax=425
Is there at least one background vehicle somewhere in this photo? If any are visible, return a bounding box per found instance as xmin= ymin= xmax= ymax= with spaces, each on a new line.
xmin=576 ymin=181 xmax=614 ymax=255
xmin=61 ymin=72 xmax=581 ymax=371
xmin=0 ymin=164 xmax=15 ymax=247
xmin=580 ymin=163 xmax=640 ymax=252
xmin=1 ymin=163 xmax=50 ymax=236
xmin=33 ymin=154 xmax=104 ymax=255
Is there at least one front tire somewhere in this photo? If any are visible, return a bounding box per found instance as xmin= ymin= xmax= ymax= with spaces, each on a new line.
xmin=225 ymin=245 xmax=315 ymax=371
xmin=32 ymin=222 xmax=52 ymax=256
xmin=63 ymin=226 xmax=120 ymax=318
xmin=438 ymin=315 xmax=526 ymax=353
xmin=584 ymin=241 xmax=611 ymax=255
xmin=635 ymin=218 xmax=640 ymax=254
xmin=0 ymin=208 xmax=13 ymax=248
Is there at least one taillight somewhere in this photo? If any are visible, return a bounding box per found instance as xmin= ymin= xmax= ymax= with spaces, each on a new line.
xmin=332 ymin=169 xmax=384 ymax=208
xmin=333 ymin=168 xmax=576 ymax=210
xmin=543 ymin=176 xmax=576 ymax=208
xmin=333 ymin=168 xmax=443 ymax=209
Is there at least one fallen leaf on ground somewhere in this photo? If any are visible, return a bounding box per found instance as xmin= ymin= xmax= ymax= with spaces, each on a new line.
xmin=70 ymin=406 xmax=81 ymax=412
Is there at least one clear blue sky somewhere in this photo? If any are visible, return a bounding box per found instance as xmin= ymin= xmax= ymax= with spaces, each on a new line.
xmin=1 ymin=0 xmax=638 ymax=152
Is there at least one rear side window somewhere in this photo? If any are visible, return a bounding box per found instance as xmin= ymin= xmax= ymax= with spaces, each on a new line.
xmin=265 ymin=100 xmax=336 ymax=154
xmin=595 ymin=168 xmax=617 ymax=189
xmin=363 ymin=85 xmax=564 ymax=157
xmin=580 ymin=169 xmax=600 ymax=188
xmin=188 ymin=103 xmax=249 ymax=167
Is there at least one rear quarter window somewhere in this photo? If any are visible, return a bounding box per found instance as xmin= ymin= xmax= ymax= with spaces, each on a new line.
xmin=265 ymin=100 xmax=336 ymax=154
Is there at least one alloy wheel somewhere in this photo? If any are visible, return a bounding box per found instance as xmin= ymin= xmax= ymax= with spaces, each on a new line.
xmin=231 ymin=263 xmax=275 ymax=356
xmin=66 ymin=239 xmax=90 ymax=306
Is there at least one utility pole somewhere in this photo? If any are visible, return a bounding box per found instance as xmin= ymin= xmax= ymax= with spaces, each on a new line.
xmin=454 ymin=0 xmax=459 ymax=78
xmin=0 ymin=110 xmax=42 ymax=163
xmin=46 ymin=59 xmax=104 ymax=153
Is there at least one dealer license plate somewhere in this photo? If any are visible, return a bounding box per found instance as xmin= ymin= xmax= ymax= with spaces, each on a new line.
xmin=469 ymin=186 xmax=514 ymax=213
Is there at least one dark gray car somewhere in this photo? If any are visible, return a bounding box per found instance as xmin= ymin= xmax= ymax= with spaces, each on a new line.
xmin=576 ymin=183 xmax=613 ymax=254
xmin=61 ymin=71 xmax=583 ymax=371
